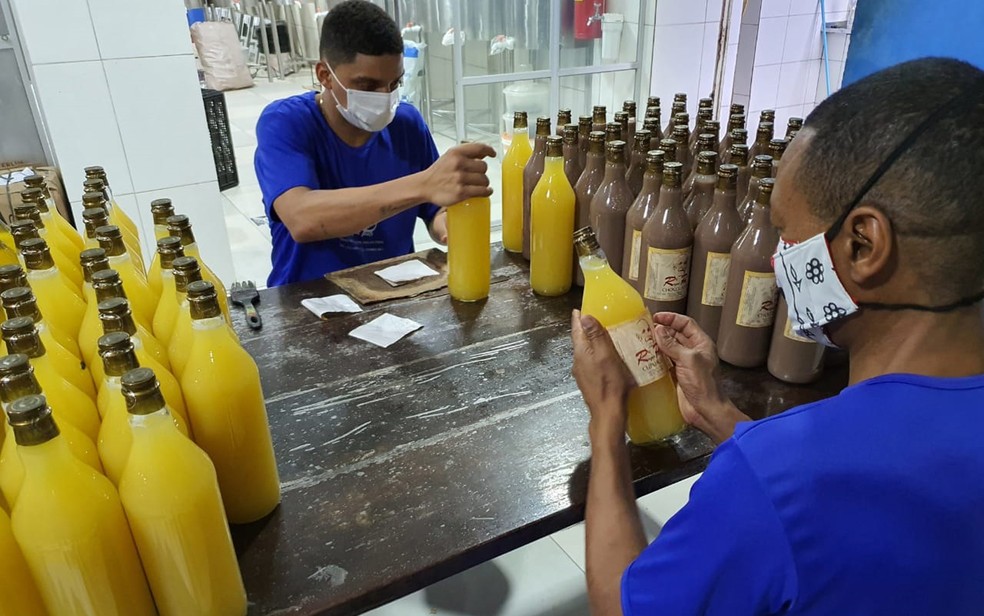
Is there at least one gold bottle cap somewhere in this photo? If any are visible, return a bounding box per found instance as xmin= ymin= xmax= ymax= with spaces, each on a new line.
xmin=716 ymin=163 xmax=739 ymax=190
xmin=157 ymin=236 xmax=185 ymax=270
xmin=150 ymin=198 xmax=175 ymax=225
xmin=587 ymin=130 xmax=606 ymax=154
xmin=82 ymin=190 xmax=108 ymax=209
xmin=572 ymin=227 xmax=602 ymax=257
xmin=98 ymin=297 xmax=138 ymax=337
xmin=730 ymin=143 xmax=750 ymax=165
xmin=19 ymin=238 xmax=54 ymax=271
xmin=97 ymin=331 xmax=139 ymax=377
xmin=592 ymin=106 xmax=607 ymax=124
xmin=673 ymin=92 xmax=687 ymax=102
xmin=0 ymin=354 xmax=40 ymax=405
xmin=622 ymin=100 xmax=637 ymax=114
xmin=545 ymin=136 xmax=564 ymax=157
xmin=577 ymin=116 xmax=592 ymax=132
xmin=662 ymin=161 xmax=684 ymax=187
xmin=513 ymin=111 xmax=528 ymax=129
xmin=22 ymin=175 xmax=44 ymax=188
xmin=769 ymin=138 xmax=789 ymax=160
xmin=728 ymin=114 xmax=746 ymax=129
xmin=0 ymin=287 xmax=39 ymax=323
xmin=12 ymin=203 xmax=42 ymax=225
xmin=758 ymin=177 xmax=775 ymax=204
xmin=605 ymin=140 xmax=627 ymax=164
xmin=633 ymin=130 xmax=652 ymax=153
xmin=645 ymin=149 xmax=666 ymax=173
xmin=659 ymin=138 xmax=678 ymax=162
xmin=557 ymin=108 xmax=572 ymax=125
xmin=698 ymin=97 xmax=713 ymax=108
xmin=1 ymin=316 xmax=42 ymax=358
xmin=696 ymin=151 xmax=717 ymax=174
xmin=9 ymin=220 xmax=39 ymax=249
xmin=562 ymin=123 xmax=579 ymax=145
xmin=788 ymin=117 xmax=804 ymax=129
xmin=696 ymin=133 xmax=716 ymax=151
xmin=730 ymin=103 xmax=745 ymax=114
xmin=645 ymin=105 xmax=660 ymax=120
xmin=604 ymin=122 xmax=622 ymax=143
xmin=8 ymin=394 xmax=59 ymax=447
xmin=121 ymin=367 xmax=167 ymax=416
xmin=83 ymin=165 xmax=106 ymax=178
xmin=642 ymin=117 xmax=660 ymax=133
xmin=752 ymin=154 xmax=774 ymax=177
xmin=173 ymin=256 xmax=203 ymax=292
xmin=80 ymin=247 xmax=110 ymax=283
xmin=704 ymin=120 xmax=720 ymax=135
xmin=19 ymin=187 xmax=43 ymax=206
xmin=95 ymin=225 xmax=126 ymax=257
xmin=647 ymin=96 xmax=660 ymax=108
xmin=187 ymin=280 xmax=222 ymax=320
xmin=91 ymin=269 xmax=127 ymax=303
xmin=0 ymin=265 xmax=27 ymax=293
xmin=730 ymin=127 xmax=748 ymax=143
xmin=535 ymin=116 xmax=552 ymax=136
xmin=757 ymin=121 xmax=775 ymax=139
xmin=83 ymin=177 xmax=107 ymax=194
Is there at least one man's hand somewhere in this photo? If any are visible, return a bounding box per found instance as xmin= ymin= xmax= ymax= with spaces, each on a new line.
xmin=572 ymin=310 xmax=634 ymax=444
xmin=420 ymin=143 xmax=497 ymax=207
xmin=428 ymin=209 xmax=448 ymax=245
xmin=652 ymin=312 xmax=750 ymax=443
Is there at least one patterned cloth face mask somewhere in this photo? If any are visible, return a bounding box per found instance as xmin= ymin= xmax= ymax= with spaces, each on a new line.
xmin=773 ymin=83 xmax=984 ymax=348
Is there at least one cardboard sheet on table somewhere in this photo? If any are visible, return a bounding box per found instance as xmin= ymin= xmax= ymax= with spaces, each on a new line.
xmin=325 ymin=249 xmax=450 ymax=304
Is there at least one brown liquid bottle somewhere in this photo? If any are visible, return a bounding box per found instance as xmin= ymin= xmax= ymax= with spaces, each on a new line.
xmin=786 ymin=117 xmax=803 ymax=139
xmin=522 ymin=117 xmax=551 ymax=260
xmin=562 ymin=124 xmax=583 ymax=191
xmin=664 ymin=100 xmax=686 ymax=139
xmin=686 ymin=164 xmax=743 ymax=342
xmin=718 ymin=114 xmax=745 ymax=162
xmin=760 ymin=109 xmax=776 ymax=125
xmin=639 ymin=162 xmax=692 ymax=313
xmin=769 ymin=138 xmax=789 ymax=176
xmin=623 ymin=100 xmax=637 ymax=145
xmin=605 ymin=122 xmax=622 ymax=144
xmin=683 ymin=151 xmax=718 ymax=229
xmin=748 ymin=121 xmax=774 ymax=159
xmin=672 ymin=124 xmax=692 ymax=179
xmin=573 ymin=131 xmax=606 ymax=287
xmin=690 ymin=108 xmax=713 ymax=154
xmin=683 ymin=134 xmax=717 ymax=197
xmin=589 ymin=140 xmax=634 ymax=277
xmin=647 ymin=95 xmax=661 ymax=110
xmin=698 ymin=96 xmax=713 ymax=111
xmin=717 ymin=178 xmax=780 ymax=368
xmin=592 ymin=106 xmax=607 ymax=133
xmin=721 ymin=127 xmax=748 ymax=164
xmin=625 ymin=130 xmax=652 ymax=197
xmin=659 ymin=138 xmax=678 ymax=164
xmin=731 ymin=143 xmax=752 ymax=204
xmin=615 ymin=111 xmax=632 ymax=150
xmin=768 ymin=294 xmax=826 ymax=383
xmin=622 ymin=150 xmax=665 ymax=286
xmin=577 ymin=116 xmax=592 ymax=168
xmin=556 ymin=108 xmax=572 ymax=137
xmin=738 ymin=155 xmax=773 ymax=222
xmin=643 ymin=117 xmax=661 ymax=149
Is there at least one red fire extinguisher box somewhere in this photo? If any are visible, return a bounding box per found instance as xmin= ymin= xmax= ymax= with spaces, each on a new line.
xmin=574 ymin=0 xmax=605 ymax=40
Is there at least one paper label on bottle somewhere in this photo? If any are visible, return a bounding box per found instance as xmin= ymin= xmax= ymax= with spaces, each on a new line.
xmin=608 ymin=314 xmax=668 ymax=386
xmin=735 ymin=271 xmax=779 ymax=328
xmin=701 ymin=251 xmax=731 ymax=307
xmin=783 ymin=313 xmax=814 ymax=343
xmin=628 ymin=230 xmax=642 ymax=281
xmin=644 ymin=246 xmax=692 ymax=302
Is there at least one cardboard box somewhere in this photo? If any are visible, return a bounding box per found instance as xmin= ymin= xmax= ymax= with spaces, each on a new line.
xmin=0 ymin=164 xmax=77 ymax=229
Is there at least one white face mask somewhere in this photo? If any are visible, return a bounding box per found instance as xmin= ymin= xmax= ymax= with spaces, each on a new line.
xmin=773 ymin=236 xmax=859 ymax=348
xmin=325 ymin=63 xmax=399 ymax=132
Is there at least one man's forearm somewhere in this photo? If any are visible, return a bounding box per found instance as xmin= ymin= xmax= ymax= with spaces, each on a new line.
xmin=278 ymin=173 xmax=428 ymax=242
xmin=586 ymin=409 xmax=648 ymax=616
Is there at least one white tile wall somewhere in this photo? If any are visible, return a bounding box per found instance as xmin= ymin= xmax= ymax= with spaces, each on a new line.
xmin=782 ymin=12 xmax=823 ymax=63
xmin=789 ymin=0 xmax=820 ymax=15
xmin=706 ymin=0 xmax=725 ymax=22
xmin=8 ymin=0 xmax=100 ymax=65
xmin=651 ymin=22 xmax=704 ymax=105
xmin=655 ymin=0 xmax=709 ymax=26
xmin=88 ymin=0 xmax=192 ymax=60
xmin=699 ymin=21 xmax=720 ymax=96
xmin=777 ymin=60 xmax=814 ymax=107
xmin=755 ymin=16 xmax=788 ymax=65
xmin=749 ymin=64 xmax=781 ymax=110
xmin=760 ymin=0 xmax=792 ymax=19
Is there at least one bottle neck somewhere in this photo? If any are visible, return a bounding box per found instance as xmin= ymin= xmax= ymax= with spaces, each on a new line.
xmin=659 ymin=184 xmax=683 ymax=210
xmin=640 ymin=171 xmax=661 ymax=194
xmin=101 ymin=237 xmax=127 ymax=257
xmin=191 ymin=314 xmax=225 ymax=331
xmin=128 ymin=407 xmax=176 ymax=436
xmin=712 ymin=185 xmax=738 ymax=211
xmin=544 ymin=156 xmax=564 ymax=172
xmin=604 ymin=158 xmax=627 ymax=177
xmin=17 ymin=436 xmax=75 ymax=478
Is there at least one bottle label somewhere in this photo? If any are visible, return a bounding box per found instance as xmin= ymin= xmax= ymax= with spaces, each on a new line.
xmin=736 ymin=271 xmax=779 ymax=328
xmin=608 ymin=314 xmax=669 ymax=386
xmin=701 ymin=251 xmax=731 ymax=306
xmin=628 ymin=230 xmax=642 ymax=281
xmin=644 ymin=246 xmax=692 ymax=302
xmin=783 ymin=314 xmax=814 ymax=343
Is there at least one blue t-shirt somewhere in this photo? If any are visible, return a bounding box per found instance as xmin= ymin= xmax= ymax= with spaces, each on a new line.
xmin=623 ymin=373 xmax=984 ymax=615
xmin=254 ymin=92 xmax=440 ymax=286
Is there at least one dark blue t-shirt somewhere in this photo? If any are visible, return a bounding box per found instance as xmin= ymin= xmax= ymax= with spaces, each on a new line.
xmin=254 ymin=92 xmax=440 ymax=286
xmin=623 ymin=373 xmax=984 ymax=615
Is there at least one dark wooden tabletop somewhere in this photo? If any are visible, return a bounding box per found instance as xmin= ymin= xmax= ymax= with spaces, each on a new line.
xmin=230 ymin=247 xmax=847 ymax=616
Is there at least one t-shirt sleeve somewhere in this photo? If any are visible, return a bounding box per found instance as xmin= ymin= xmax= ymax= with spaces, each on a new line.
xmin=621 ymin=439 xmax=798 ymax=616
xmin=412 ymin=109 xmax=441 ymax=224
xmin=254 ymin=103 xmax=319 ymax=224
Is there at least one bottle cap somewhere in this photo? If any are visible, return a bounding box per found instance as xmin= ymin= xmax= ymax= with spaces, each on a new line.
xmin=19 ymin=238 xmax=53 ymax=271
xmin=513 ymin=111 xmax=528 ymax=129
xmin=572 ymin=227 xmax=601 ymax=257
xmin=535 ymin=116 xmax=551 ymax=136
xmin=8 ymin=394 xmax=59 ymax=446
xmin=150 ymin=198 xmax=175 ymax=225
xmin=562 ymin=124 xmax=579 ymax=145
xmin=545 ymin=136 xmax=564 ymax=157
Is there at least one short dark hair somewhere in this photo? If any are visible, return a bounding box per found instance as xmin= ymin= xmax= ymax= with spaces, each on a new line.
xmin=798 ymin=57 xmax=984 ymax=300
xmin=320 ymin=0 xmax=403 ymax=66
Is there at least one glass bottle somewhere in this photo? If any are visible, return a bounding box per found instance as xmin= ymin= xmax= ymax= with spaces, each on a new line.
xmin=664 ymin=99 xmax=686 ymax=138
xmin=605 ymin=122 xmax=622 ymax=144
xmin=689 ymin=108 xmax=713 ymax=154
xmin=622 ymin=100 xmax=637 ymax=145
xmin=731 ymin=143 xmax=752 ymax=204
xmin=577 ymin=115 xmax=592 ymax=168
xmin=759 ymin=109 xmax=776 ymax=125
xmin=614 ymin=111 xmax=631 ymax=148
xmin=502 ymin=112 xmax=532 ymax=253
xmin=118 ymin=366 xmax=247 ymax=615
xmin=589 ymin=140 xmax=634 ymax=277
xmin=80 ymin=186 xmax=144 ymax=273
xmin=11 ymin=204 xmax=83 ymax=292
xmin=19 ymin=184 xmax=85 ymax=253
xmin=748 ymin=121 xmax=774 ymax=159
xmin=683 ymin=150 xmax=718 ymax=229
xmin=686 ymin=164 xmax=744 ymax=342
xmin=167 ymin=257 xmax=209 ymax=378
xmin=20 ymin=238 xmax=85 ymax=336
xmin=683 ymin=133 xmax=718 ymax=197
xmin=81 ymin=201 xmax=111 ymax=249
xmin=718 ymin=113 xmax=746 ymax=161
xmin=97 ymin=225 xmax=156 ymax=329
xmin=562 ymin=124 xmax=584 ymax=190
xmin=643 ymin=117 xmax=661 ymax=149
xmin=6 ymin=394 xmax=156 ymax=615
xmin=151 ymin=197 xmax=176 ymax=241
xmin=181 ymin=280 xmax=281 ymax=523
xmin=591 ymin=105 xmax=607 ymax=133
xmin=83 ymin=167 xmax=144 ymax=263
xmin=575 ymin=228 xmax=685 ymax=444
xmin=639 ymin=162 xmax=692 ymax=313
xmin=0 ymin=265 xmax=27 ymax=295
xmin=768 ymin=294 xmax=826 ymax=383
xmin=153 ymin=237 xmax=186 ymax=344
xmin=530 ymin=137 xmax=575 ymax=296
xmin=659 ymin=137 xmax=678 ymax=164
xmin=0 ymin=505 xmax=45 ymax=616
xmin=0 ymin=317 xmax=99 ymax=439
xmin=786 ymin=116 xmax=804 ymax=139
xmin=738 ymin=155 xmax=774 ymax=222
xmin=77 ymin=248 xmax=112 ymax=361
xmin=717 ymin=178 xmax=780 ymax=368
xmin=87 ymin=269 xmax=162 ymax=376
xmin=573 ymin=131 xmax=606 ymax=287
xmin=622 ymin=150 xmax=665 ymax=287
xmin=522 ymin=116 xmax=552 ymax=260
xmin=647 ymin=95 xmax=661 ymax=109
xmin=671 ymin=123 xmax=692 ymax=178
xmin=2 ymin=285 xmax=85 ymax=372
xmin=625 ymin=129 xmax=652 ymax=197
xmin=769 ymin=138 xmax=789 ymax=176
xmin=166 ymin=215 xmax=232 ymax=323
xmin=721 ymin=127 xmax=747 ymax=164
xmin=556 ymin=108 xmax=572 ymax=137
xmin=446 ymin=191 xmax=491 ymax=302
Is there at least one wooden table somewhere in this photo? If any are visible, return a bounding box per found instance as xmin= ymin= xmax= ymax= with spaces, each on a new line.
xmin=231 ymin=248 xmax=846 ymax=615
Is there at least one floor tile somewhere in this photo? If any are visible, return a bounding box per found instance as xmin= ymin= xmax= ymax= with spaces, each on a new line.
xmin=221 ymin=195 xmax=272 ymax=286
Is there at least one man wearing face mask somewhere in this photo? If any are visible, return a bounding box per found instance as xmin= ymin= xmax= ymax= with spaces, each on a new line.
xmin=255 ymin=0 xmax=495 ymax=286
xmin=571 ymin=57 xmax=984 ymax=615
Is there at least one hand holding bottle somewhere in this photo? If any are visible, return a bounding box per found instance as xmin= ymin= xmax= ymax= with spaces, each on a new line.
xmin=421 ymin=143 xmax=497 ymax=207
xmin=652 ymin=312 xmax=750 ymax=443
xmin=571 ymin=309 xmax=635 ymax=443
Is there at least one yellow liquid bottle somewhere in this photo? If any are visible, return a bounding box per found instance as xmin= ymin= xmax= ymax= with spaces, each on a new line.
xmin=83 ymin=170 xmax=145 ymax=266
xmin=0 ymin=241 xmax=19 ymax=268
xmin=81 ymin=186 xmax=146 ymax=276
xmin=1 ymin=284 xmax=82 ymax=360
xmin=97 ymin=225 xmax=156 ymax=328
xmin=1 ymin=317 xmax=100 ymax=437
xmin=22 ymin=175 xmax=86 ymax=253
xmin=530 ymin=138 xmax=576 ymax=296
xmin=0 ymin=506 xmax=46 ymax=616
xmin=574 ymin=228 xmax=686 ymax=444
xmin=147 ymin=199 xmax=177 ymax=300
xmin=169 ymin=256 xmax=208 ymax=377
xmin=0 ymin=354 xmax=103 ymax=507
xmin=21 ymin=238 xmax=85 ymax=336
xmin=502 ymin=112 xmax=533 ymax=253
xmin=0 ymin=220 xmax=16 ymax=257
xmin=12 ymin=203 xmax=85 ymax=292
xmin=181 ymin=280 xmax=281 ymax=523
xmin=119 ymin=367 xmax=247 ymax=616
xmin=96 ymin=332 xmax=189 ymax=484
xmin=8 ymin=394 xmax=156 ymax=615
xmin=78 ymin=247 xmax=113 ymax=362
xmin=168 ymin=215 xmax=232 ymax=323
xmin=86 ymin=269 xmax=158 ymax=373
xmin=447 ymin=195 xmax=491 ymax=302
xmin=153 ymin=237 xmax=186 ymax=345
xmin=97 ymin=297 xmax=187 ymax=430
xmin=10 ymin=216 xmax=84 ymax=295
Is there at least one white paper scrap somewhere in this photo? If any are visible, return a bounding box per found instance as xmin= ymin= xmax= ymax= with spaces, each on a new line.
xmin=374 ymin=259 xmax=439 ymax=286
xmin=301 ymin=294 xmax=363 ymax=318
xmin=348 ymin=313 xmax=423 ymax=348
xmin=0 ymin=167 xmax=36 ymax=185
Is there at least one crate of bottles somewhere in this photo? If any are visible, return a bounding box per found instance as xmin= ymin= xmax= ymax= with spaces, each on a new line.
xmin=201 ymin=88 xmax=239 ymax=191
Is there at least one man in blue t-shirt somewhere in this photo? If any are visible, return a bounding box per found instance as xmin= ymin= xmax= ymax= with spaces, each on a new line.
xmin=255 ymin=0 xmax=494 ymax=286
xmin=572 ymin=57 xmax=984 ymax=615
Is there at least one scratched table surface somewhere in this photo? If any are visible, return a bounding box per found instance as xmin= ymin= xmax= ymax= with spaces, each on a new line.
xmin=230 ymin=247 xmax=847 ymax=615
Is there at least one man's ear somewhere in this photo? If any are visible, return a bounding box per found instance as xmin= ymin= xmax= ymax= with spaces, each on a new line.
xmin=315 ymin=61 xmax=331 ymax=90
xmin=835 ymin=204 xmax=897 ymax=290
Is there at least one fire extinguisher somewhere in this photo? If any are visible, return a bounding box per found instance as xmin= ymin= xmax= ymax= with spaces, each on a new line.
xmin=574 ymin=0 xmax=605 ymax=40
